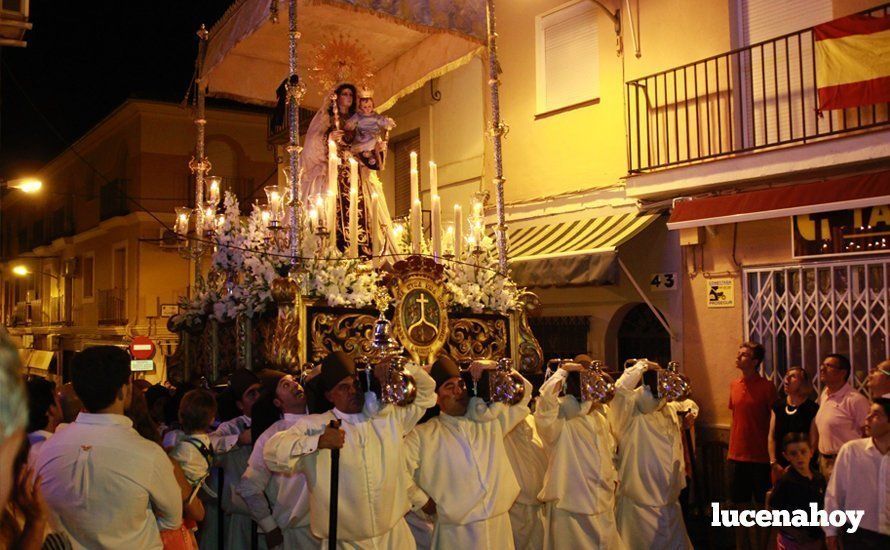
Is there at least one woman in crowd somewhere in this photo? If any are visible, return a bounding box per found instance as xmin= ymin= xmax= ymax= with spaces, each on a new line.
xmin=769 ymin=367 xmax=818 ymax=483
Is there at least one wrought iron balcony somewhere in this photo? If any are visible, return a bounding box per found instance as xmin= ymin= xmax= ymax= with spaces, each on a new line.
xmin=626 ymin=4 xmax=890 ymax=173
xmin=97 ymin=287 xmax=126 ymax=325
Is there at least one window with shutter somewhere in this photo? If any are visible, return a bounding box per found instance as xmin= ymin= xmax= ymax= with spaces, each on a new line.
xmin=536 ymin=1 xmax=599 ymax=114
xmin=736 ymin=0 xmax=832 ymax=146
xmin=392 ymin=132 xmax=420 ymax=218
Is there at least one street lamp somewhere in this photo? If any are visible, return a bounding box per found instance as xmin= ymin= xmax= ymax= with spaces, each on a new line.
xmin=1 ymin=178 xmax=43 ymax=194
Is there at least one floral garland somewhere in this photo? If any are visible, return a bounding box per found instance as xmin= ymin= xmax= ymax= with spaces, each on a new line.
xmin=444 ymin=231 xmax=520 ymax=314
xmin=173 ymin=190 xmax=521 ymax=328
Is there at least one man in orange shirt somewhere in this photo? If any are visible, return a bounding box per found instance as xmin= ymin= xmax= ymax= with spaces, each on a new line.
xmin=728 ymin=341 xmax=777 ymax=550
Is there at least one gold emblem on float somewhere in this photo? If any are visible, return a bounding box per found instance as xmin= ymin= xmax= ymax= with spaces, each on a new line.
xmin=389 ymin=256 xmax=449 ymax=364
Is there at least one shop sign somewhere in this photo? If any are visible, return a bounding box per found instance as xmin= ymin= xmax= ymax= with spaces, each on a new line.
xmin=159 ymin=304 xmax=180 ymax=317
xmin=793 ymin=205 xmax=890 ymax=259
xmin=130 ymin=359 xmax=154 ymax=372
xmin=649 ymin=272 xmax=678 ymax=291
xmin=706 ymin=278 xmax=735 ymax=308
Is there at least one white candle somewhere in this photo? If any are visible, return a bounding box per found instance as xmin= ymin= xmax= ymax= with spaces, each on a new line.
xmin=313 ymin=195 xmax=326 ymax=230
xmin=428 ymin=161 xmax=440 ymax=259
xmin=453 ymin=204 xmax=463 ymax=258
xmin=207 ymin=176 xmax=221 ymax=206
xmin=409 ymin=151 xmax=419 ymax=208
xmin=411 ymin=199 xmax=422 ymax=255
xmin=308 ymin=206 xmax=318 ymax=231
xmin=431 ymin=194 xmax=441 ymax=259
xmin=348 ymin=158 xmax=359 ymax=257
xmin=443 ymin=222 xmax=454 ymax=256
xmin=328 ymin=140 xmax=339 ymax=231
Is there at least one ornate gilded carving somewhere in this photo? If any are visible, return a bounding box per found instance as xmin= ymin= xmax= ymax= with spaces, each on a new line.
xmin=444 ymin=317 xmax=508 ymax=363
xmin=516 ymin=291 xmax=544 ymax=374
xmin=309 ymin=311 xmax=378 ymax=362
xmin=262 ymin=305 xmax=302 ymax=371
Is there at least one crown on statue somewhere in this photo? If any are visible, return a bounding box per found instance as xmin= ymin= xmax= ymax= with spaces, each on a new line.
xmin=358 ymin=86 xmax=374 ymax=100
xmin=309 ymin=33 xmax=375 ymax=96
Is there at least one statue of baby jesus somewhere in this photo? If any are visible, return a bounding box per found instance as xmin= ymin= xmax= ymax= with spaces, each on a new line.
xmin=344 ymin=87 xmax=396 ymax=171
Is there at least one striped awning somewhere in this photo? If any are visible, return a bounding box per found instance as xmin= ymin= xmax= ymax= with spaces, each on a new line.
xmin=508 ymin=212 xmax=659 ymax=287
xmin=510 ymin=213 xmax=659 ymax=262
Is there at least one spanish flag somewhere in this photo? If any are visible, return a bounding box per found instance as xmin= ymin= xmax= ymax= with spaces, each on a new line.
xmin=815 ymin=13 xmax=890 ymax=110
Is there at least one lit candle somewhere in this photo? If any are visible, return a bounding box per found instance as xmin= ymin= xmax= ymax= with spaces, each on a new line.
xmin=411 ymin=199 xmax=422 ymax=255
xmin=207 ymin=176 xmax=221 ymax=206
xmin=348 ymin=158 xmax=359 ymax=257
xmin=204 ymin=206 xmax=217 ymax=234
xmin=265 ymin=186 xmax=282 ymax=225
xmin=308 ymin=206 xmax=318 ymax=231
xmin=261 ymin=208 xmax=271 ymax=227
xmin=429 ymin=162 xmax=441 ymax=259
xmin=453 ymin=204 xmax=463 ymax=258
xmin=313 ymin=194 xmax=326 ymax=230
xmin=443 ymin=221 xmax=455 ymax=256
xmin=175 ymin=207 xmax=191 ymax=236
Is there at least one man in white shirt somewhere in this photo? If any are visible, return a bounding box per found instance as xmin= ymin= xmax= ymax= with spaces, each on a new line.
xmin=36 ymin=345 xmax=182 ymax=550
xmin=610 ymin=360 xmax=697 ymax=550
xmin=824 ymin=398 xmax=890 ymax=549
xmin=25 ymin=376 xmax=62 ymax=467
xmin=264 ymin=351 xmax=435 ymax=548
xmin=867 ymin=359 xmax=890 ymax=399
xmin=405 ymin=357 xmax=532 ymax=549
xmin=534 ymin=362 xmax=624 ymax=549
xmin=238 ymin=371 xmax=316 ymax=549
xmin=814 ymin=354 xmax=870 ymax=479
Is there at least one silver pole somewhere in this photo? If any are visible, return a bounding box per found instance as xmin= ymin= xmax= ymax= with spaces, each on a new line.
xmin=486 ymin=0 xmax=508 ymax=275
xmin=192 ymin=25 xmax=209 ymax=286
xmin=287 ymin=0 xmax=303 ymax=265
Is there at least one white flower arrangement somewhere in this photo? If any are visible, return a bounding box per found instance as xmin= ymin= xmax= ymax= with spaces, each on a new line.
xmin=444 ymin=232 xmax=521 ymax=314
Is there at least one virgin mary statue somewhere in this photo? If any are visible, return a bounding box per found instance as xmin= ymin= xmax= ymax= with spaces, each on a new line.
xmin=301 ymin=83 xmax=402 ymax=260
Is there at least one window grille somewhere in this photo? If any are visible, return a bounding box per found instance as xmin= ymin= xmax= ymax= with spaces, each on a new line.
xmin=744 ymin=258 xmax=890 ymax=394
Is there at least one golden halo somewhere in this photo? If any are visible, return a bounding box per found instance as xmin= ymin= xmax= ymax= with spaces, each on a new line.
xmin=308 ymin=34 xmax=375 ymax=95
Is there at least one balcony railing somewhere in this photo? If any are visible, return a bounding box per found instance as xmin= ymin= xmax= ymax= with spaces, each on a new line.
xmin=97 ymin=288 xmax=126 ymax=325
xmin=626 ymin=4 xmax=890 ymax=173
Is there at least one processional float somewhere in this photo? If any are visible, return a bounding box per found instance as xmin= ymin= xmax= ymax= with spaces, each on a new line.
xmin=165 ymin=0 xmax=544 ymax=384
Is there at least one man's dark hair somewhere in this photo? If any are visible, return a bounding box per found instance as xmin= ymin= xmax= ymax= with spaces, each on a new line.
xmin=824 ymin=353 xmax=851 ymax=373
xmin=741 ymin=341 xmax=765 ymax=366
xmin=26 ymin=377 xmax=55 ymax=433
xmin=71 ymin=346 xmax=131 ymax=413
xmin=781 ymin=431 xmax=810 ymax=451
xmin=874 ymin=397 xmax=890 ymax=419
xmin=178 ymin=389 xmax=217 ymax=433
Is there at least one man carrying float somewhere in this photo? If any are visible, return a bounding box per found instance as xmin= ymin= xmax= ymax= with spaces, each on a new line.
xmin=263 ymin=350 xmax=435 ymax=549
xmin=405 ymin=357 xmax=532 ymax=549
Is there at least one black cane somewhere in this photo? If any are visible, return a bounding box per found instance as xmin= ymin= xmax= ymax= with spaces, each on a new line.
xmin=678 ymin=410 xmax=700 ymax=516
xmin=328 ymin=419 xmax=342 ymax=550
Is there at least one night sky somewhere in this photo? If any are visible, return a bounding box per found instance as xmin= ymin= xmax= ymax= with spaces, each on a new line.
xmin=0 ymin=1 xmax=234 ymax=178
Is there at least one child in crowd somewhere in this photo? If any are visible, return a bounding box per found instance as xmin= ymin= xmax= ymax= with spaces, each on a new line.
xmin=168 ymin=389 xmax=217 ymax=487
xmin=769 ymin=432 xmax=826 ymax=550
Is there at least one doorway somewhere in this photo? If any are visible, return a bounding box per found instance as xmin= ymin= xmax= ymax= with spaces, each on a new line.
xmin=616 ymin=303 xmax=671 ymax=369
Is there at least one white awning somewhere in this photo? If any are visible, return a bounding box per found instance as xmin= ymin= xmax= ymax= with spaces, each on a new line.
xmin=508 ymin=212 xmax=659 ymax=287
xmin=203 ymin=0 xmax=486 ymax=111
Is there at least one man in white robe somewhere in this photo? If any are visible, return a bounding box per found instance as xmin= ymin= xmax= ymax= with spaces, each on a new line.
xmin=503 ymin=414 xmax=547 ymax=550
xmin=264 ymin=351 xmax=435 ymax=549
xmin=238 ymin=373 xmax=316 ymax=549
xmin=405 ymin=357 xmax=532 ymax=549
xmin=534 ymin=362 xmax=624 ymax=549
xmin=610 ymin=361 xmax=698 ymax=550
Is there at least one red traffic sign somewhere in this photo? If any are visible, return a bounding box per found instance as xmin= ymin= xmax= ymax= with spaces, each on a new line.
xmin=129 ymin=336 xmax=156 ymax=360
